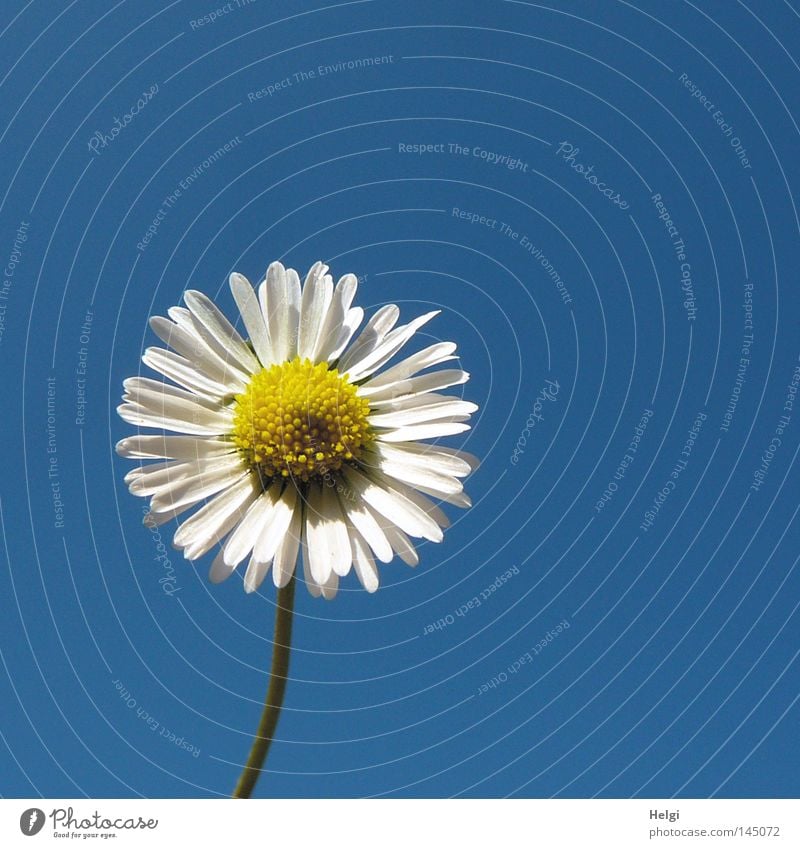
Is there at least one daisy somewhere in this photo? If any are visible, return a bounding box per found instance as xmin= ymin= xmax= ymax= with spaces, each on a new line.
xmin=116 ymin=260 xmax=478 ymax=797
xmin=116 ymin=260 xmax=478 ymax=600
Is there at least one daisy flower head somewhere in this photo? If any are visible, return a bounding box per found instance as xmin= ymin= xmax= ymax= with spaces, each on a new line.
xmin=116 ymin=260 xmax=478 ymax=600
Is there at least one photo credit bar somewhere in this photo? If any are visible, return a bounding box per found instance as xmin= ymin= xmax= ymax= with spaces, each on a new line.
xmin=2 ymin=799 xmax=798 ymax=846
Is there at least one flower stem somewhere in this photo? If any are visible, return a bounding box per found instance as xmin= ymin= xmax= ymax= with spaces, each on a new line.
xmin=233 ymin=576 xmax=296 ymax=798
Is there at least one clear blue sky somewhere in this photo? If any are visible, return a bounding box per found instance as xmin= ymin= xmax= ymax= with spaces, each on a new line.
xmin=1 ymin=0 xmax=798 ymax=798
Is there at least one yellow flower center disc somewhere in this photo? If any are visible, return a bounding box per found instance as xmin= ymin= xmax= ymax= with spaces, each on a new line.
xmin=231 ymin=356 xmax=372 ymax=484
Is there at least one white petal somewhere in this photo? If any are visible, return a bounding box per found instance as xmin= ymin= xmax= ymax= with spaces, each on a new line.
xmin=143 ymin=498 xmax=202 ymax=526
xmin=167 ymin=305 xmax=193 ymax=327
xmin=371 ymin=390 xmax=466 ymax=413
xmin=149 ymin=315 xmax=248 ymax=388
xmin=184 ymin=289 xmax=260 ymax=374
xmin=416 ymin=487 xmax=471 ymax=508
xmin=384 ymin=476 xmax=451 ymax=528
xmin=368 ymin=399 xmax=477 ymax=428
xmin=344 ymin=311 xmax=440 ymax=383
xmin=148 ymin=315 xmax=214 ymax=366
xmin=222 ymin=489 xmax=279 ymax=568
xmin=149 ymin=464 xmax=249 ymax=513
xmin=209 ymin=549 xmax=235 ymax=584
xmin=230 ymin=272 xmax=273 ymax=366
xmin=262 ymin=262 xmax=300 ymax=363
xmin=175 ymin=475 xmax=256 ymax=559
xmin=341 ymin=466 xmax=443 ymax=543
xmin=117 ymin=403 xmax=232 ymax=436
xmin=284 ymin=268 xmax=302 ymax=359
xmin=327 ymin=488 xmax=353 ymax=576
xmin=350 ymin=530 xmax=379 ymax=592
xmin=253 ymin=484 xmax=298 ymax=564
xmin=297 ymin=266 xmax=333 ymax=359
xmin=142 ymin=347 xmax=241 ymax=398
xmin=319 ymin=570 xmax=339 ymax=600
xmin=244 ymin=554 xmax=271 ymax=593
xmin=183 ymin=312 xmax=254 ymax=384
xmin=377 ymin=421 xmax=471 ymax=442
xmin=368 ymin=510 xmax=419 ymax=566
xmin=313 ymin=273 xmax=358 ymax=362
xmin=168 ymin=306 xmax=248 ymax=381
xmin=362 ymin=342 xmax=457 ymax=388
xmin=132 ymin=453 xmax=244 ymax=491
xmin=426 ymin=444 xmax=480 ymax=471
xmin=384 ymin=469 xmax=472 ymax=506
xmin=373 ymin=458 xmax=465 ymax=497
xmin=338 ymin=495 xmax=394 ymax=563
xmin=121 ymin=385 xmax=233 ymax=427
xmin=338 ymin=304 xmax=400 ymax=373
xmin=126 ymin=459 xmax=196 ymax=495
xmin=116 ymin=435 xmax=234 ymax=461
xmin=273 ymin=497 xmax=302 ymax=588
xmin=359 ymin=369 xmax=469 ymax=403
xmin=375 ymin=441 xmax=478 ymax=477
xmin=304 ymin=484 xmax=351 ymax=582
xmin=122 ymin=376 xmax=223 ymax=410
xmin=326 ymin=307 xmax=364 ymax=362
xmin=301 ymin=521 xmax=322 ymax=598
xmin=382 ymin=522 xmax=419 ymax=566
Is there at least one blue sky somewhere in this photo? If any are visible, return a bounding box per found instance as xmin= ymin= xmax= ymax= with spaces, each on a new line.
xmin=1 ymin=0 xmax=798 ymax=798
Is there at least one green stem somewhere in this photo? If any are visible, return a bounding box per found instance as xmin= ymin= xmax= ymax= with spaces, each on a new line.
xmin=233 ymin=576 xmax=296 ymax=798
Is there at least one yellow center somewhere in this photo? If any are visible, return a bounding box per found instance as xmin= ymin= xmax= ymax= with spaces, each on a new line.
xmin=230 ymin=356 xmax=372 ymax=484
